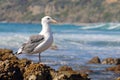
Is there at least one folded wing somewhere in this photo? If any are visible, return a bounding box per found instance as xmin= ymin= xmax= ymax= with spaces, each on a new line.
xmin=21 ymin=35 xmax=44 ymax=53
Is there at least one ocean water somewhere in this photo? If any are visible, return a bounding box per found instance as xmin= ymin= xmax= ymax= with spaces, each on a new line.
xmin=0 ymin=23 xmax=120 ymax=79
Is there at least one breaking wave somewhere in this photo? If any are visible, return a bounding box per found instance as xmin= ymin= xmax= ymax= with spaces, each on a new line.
xmin=79 ymin=23 xmax=120 ymax=30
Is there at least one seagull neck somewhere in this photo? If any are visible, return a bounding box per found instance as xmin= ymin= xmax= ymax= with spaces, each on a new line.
xmin=40 ymin=22 xmax=51 ymax=35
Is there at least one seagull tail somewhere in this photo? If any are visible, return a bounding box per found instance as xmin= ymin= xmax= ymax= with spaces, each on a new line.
xmin=16 ymin=48 xmax=23 ymax=54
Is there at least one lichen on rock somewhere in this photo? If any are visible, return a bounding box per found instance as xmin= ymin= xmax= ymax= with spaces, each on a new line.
xmin=24 ymin=63 xmax=52 ymax=80
xmin=0 ymin=60 xmax=23 ymax=80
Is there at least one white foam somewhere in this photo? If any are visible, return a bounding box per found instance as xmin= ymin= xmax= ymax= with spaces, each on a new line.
xmin=108 ymin=24 xmax=120 ymax=30
xmin=80 ymin=23 xmax=120 ymax=30
xmin=53 ymin=33 xmax=120 ymax=53
xmin=55 ymin=33 xmax=120 ymax=42
xmin=81 ymin=24 xmax=105 ymax=29
xmin=0 ymin=33 xmax=29 ymax=48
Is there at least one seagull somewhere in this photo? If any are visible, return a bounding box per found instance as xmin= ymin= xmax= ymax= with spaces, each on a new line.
xmin=16 ymin=16 xmax=57 ymax=62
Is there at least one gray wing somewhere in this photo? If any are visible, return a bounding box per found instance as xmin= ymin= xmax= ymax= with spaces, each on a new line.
xmin=22 ymin=35 xmax=44 ymax=53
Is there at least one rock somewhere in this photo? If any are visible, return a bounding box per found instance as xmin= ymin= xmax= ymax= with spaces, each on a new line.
xmin=102 ymin=58 xmax=120 ymax=65
xmin=50 ymin=45 xmax=58 ymax=50
xmin=28 ymin=75 xmax=37 ymax=80
xmin=80 ymin=72 xmax=89 ymax=79
xmin=0 ymin=48 xmax=91 ymax=80
xmin=1 ymin=52 xmax=18 ymax=61
xmin=88 ymin=56 xmax=101 ymax=64
xmin=0 ymin=49 xmax=18 ymax=61
xmin=57 ymin=65 xmax=90 ymax=80
xmin=116 ymin=77 xmax=120 ymax=80
xmin=0 ymin=60 xmax=23 ymax=80
xmin=0 ymin=49 xmax=22 ymax=80
xmin=102 ymin=58 xmax=115 ymax=64
xmin=79 ymin=68 xmax=93 ymax=75
xmin=24 ymin=63 xmax=52 ymax=80
xmin=53 ymin=73 xmax=68 ymax=80
xmin=115 ymin=58 xmax=120 ymax=65
xmin=18 ymin=58 xmax=32 ymax=73
xmin=18 ymin=58 xmax=32 ymax=68
xmin=0 ymin=49 xmax=13 ymax=54
xmin=58 ymin=65 xmax=73 ymax=71
xmin=106 ymin=65 xmax=120 ymax=73
xmin=88 ymin=57 xmax=120 ymax=65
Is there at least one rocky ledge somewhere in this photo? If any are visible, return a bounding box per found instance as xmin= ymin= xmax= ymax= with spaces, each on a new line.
xmin=88 ymin=56 xmax=120 ymax=80
xmin=88 ymin=56 xmax=120 ymax=73
xmin=0 ymin=49 xmax=90 ymax=80
xmin=88 ymin=56 xmax=120 ymax=65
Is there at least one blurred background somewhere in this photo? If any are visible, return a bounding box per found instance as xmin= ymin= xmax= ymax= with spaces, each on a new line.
xmin=0 ymin=0 xmax=120 ymax=23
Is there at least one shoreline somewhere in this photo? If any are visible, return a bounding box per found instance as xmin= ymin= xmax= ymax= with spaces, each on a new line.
xmin=0 ymin=21 xmax=120 ymax=27
xmin=0 ymin=48 xmax=120 ymax=80
xmin=0 ymin=48 xmax=90 ymax=80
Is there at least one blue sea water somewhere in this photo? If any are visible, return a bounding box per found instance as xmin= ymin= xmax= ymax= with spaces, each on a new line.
xmin=0 ymin=23 xmax=120 ymax=79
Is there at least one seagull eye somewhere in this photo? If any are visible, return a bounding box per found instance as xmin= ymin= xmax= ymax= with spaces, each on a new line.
xmin=47 ymin=18 xmax=50 ymax=20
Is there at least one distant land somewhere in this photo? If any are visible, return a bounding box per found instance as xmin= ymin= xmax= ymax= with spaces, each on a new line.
xmin=0 ymin=0 xmax=120 ymax=23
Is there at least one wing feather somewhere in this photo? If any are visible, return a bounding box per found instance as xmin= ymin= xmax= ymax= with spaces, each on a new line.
xmin=22 ymin=35 xmax=44 ymax=53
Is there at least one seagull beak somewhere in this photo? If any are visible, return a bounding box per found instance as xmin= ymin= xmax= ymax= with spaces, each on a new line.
xmin=51 ymin=19 xmax=57 ymax=24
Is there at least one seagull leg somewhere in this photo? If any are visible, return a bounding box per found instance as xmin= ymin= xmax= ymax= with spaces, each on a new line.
xmin=39 ymin=53 xmax=41 ymax=62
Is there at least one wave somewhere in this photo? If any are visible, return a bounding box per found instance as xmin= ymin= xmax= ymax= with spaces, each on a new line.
xmin=0 ymin=31 xmax=120 ymax=50
xmin=54 ymin=33 xmax=120 ymax=51
xmin=80 ymin=23 xmax=120 ymax=30
xmin=0 ymin=33 xmax=29 ymax=48
xmin=81 ymin=24 xmax=106 ymax=29
xmin=0 ymin=23 xmax=120 ymax=53
xmin=108 ymin=24 xmax=120 ymax=30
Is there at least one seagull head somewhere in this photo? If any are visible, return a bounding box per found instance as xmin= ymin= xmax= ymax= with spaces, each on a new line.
xmin=41 ymin=16 xmax=57 ymax=24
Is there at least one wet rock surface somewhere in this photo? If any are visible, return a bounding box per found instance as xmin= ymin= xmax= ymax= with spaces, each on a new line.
xmin=0 ymin=49 xmax=90 ymax=80
xmin=53 ymin=65 xmax=90 ymax=80
xmin=102 ymin=58 xmax=120 ymax=65
xmin=88 ymin=57 xmax=120 ymax=65
xmin=87 ymin=56 xmax=120 ymax=80
xmin=106 ymin=65 xmax=120 ymax=73
xmin=88 ymin=56 xmax=101 ymax=64
xmin=102 ymin=57 xmax=115 ymax=64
